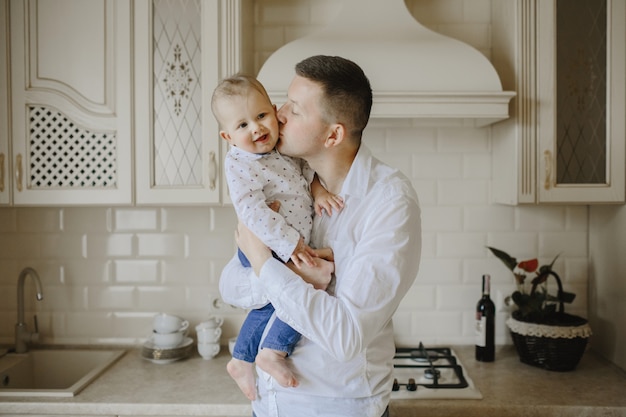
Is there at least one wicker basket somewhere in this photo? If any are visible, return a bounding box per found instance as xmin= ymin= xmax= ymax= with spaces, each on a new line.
xmin=506 ymin=271 xmax=592 ymax=372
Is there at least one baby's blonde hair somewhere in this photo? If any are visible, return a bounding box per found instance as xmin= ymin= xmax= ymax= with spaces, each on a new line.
xmin=211 ymin=74 xmax=271 ymax=127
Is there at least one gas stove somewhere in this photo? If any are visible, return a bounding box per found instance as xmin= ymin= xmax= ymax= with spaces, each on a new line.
xmin=391 ymin=344 xmax=482 ymax=400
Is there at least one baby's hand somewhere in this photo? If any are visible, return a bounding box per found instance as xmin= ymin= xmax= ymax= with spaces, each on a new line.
xmin=290 ymin=238 xmax=317 ymax=268
xmin=314 ymin=192 xmax=344 ymax=217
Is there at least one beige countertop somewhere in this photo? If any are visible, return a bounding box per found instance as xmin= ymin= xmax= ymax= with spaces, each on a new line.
xmin=1 ymin=345 xmax=625 ymax=417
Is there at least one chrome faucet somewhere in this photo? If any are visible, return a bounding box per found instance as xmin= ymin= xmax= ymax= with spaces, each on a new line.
xmin=15 ymin=267 xmax=44 ymax=353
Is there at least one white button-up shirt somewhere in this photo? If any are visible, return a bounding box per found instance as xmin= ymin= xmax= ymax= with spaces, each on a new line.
xmin=220 ymin=144 xmax=422 ymax=417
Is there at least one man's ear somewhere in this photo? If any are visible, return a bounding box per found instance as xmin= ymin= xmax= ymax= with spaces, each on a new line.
xmin=324 ymin=123 xmax=346 ymax=148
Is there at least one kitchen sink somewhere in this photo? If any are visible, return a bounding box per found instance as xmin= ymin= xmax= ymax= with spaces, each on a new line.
xmin=0 ymin=348 xmax=125 ymax=397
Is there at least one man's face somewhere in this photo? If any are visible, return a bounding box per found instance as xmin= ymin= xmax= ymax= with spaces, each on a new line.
xmin=276 ymin=75 xmax=329 ymax=159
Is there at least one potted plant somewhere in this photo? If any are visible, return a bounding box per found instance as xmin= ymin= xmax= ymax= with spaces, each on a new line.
xmin=487 ymin=246 xmax=592 ymax=371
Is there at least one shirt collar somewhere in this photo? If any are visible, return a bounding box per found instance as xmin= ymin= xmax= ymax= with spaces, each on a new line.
xmin=340 ymin=144 xmax=372 ymax=199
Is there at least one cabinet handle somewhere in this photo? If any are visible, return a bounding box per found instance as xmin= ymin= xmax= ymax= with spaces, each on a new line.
xmin=0 ymin=153 xmax=4 ymax=192
xmin=543 ymin=150 xmax=552 ymax=190
xmin=208 ymin=151 xmax=217 ymax=191
xmin=15 ymin=153 xmax=23 ymax=192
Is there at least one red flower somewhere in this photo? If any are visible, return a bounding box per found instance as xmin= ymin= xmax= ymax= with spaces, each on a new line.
xmin=517 ymin=259 xmax=538 ymax=273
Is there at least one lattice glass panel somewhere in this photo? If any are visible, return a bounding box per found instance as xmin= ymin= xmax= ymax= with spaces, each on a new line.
xmin=29 ymin=106 xmax=117 ymax=188
xmin=556 ymin=0 xmax=607 ymax=184
xmin=153 ymin=0 xmax=202 ymax=187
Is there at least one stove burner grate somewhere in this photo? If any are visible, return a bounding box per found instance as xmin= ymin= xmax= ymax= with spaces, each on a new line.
xmin=393 ymin=346 xmax=470 ymax=391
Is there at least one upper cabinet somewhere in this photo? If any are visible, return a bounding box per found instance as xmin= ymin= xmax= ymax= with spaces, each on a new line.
xmin=4 ymin=0 xmax=244 ymax=206
xmin=134 ymin=0 xmax=243 ymax=205
xmin=491 ymin=0 xmax=625 ymax=204
xmin=0 ymin=0 xmax=10 ymax=205
xmin=9 ymin=0 xmax=133 ymax=205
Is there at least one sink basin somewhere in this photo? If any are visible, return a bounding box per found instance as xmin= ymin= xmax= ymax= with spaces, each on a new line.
xmin=0 ymin=348 xmax=125 ymax=397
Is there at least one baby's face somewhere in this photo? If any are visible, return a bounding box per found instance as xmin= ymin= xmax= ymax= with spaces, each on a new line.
xmin=219 ymin=89 xmax=279 ymax=155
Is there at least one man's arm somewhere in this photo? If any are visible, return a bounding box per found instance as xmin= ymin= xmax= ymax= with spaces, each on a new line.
xmin=219 ymin=254 xmax=269 ymax=309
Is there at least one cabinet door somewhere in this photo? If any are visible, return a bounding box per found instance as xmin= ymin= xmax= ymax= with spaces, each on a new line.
xmin=0 ymin=0 xmax=9 ymax=205
xmin=134 ymin=0 xmax=242 ymax=205
xmin=9 ymin=0 xmax=133 ymax=205
xmin=491 ymin=0 xmax=625 ymax=205
xmin=537 ymin=0 xmax=625 ymax=203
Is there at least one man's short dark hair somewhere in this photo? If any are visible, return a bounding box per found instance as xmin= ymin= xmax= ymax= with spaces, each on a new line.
xmin=295 ymin=55 xmax=372 ymax=139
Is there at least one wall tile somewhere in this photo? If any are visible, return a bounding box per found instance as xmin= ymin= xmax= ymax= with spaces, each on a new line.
xmin=439 ymin=179 xmax=489 ymax=205
xmin=16 ymin=208 xmax=62 ymax=232
xmin=421 ymin=206 xmax=463 ymax=232
xmin=113 ymin=260 xmax=161 ymax=284
xmin=63 ymin=208 xmax=111 ymax=233
xmin=114 ymin=208 xmax=159 ymax=231
xmin=136 ymin=233 xmax=187 ymax=258
xmin=86 ymin=233 xmax=134 ymax=258
xmin=40 ymin=234 xmax=86 ymax=259
xmin=0 ymin=209 xmax=17 ymax=233
xmin=88 ymin=286 xmax=135 ymax=311
xmin=464 ymin=205 xmax=515 ymax=231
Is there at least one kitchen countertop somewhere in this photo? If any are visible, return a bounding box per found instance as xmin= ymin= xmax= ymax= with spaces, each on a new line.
xmin=1 ymin=345 xmax=625 ymax=417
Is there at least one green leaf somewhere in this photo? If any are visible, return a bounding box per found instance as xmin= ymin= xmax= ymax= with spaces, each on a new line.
xmin=487 ymin=246 xmax=518 ymax=271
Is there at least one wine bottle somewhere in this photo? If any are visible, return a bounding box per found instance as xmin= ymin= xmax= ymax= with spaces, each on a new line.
xmin=475 ymin=274 xmax=495 ymax=362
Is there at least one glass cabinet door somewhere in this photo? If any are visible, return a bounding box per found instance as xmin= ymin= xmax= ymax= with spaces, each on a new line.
xmin=537 ymin=0 xmax=625 ymax=203
xmin=135 ymin=0 xmax=239 ymax=204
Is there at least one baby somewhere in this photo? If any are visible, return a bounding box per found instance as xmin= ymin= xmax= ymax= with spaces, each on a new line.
xmin=211 ymin=74 xmax=342 ymax=400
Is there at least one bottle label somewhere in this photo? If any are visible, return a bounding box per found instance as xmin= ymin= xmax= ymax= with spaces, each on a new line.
xmin=475 ymin=314 xmax=486 ymax=347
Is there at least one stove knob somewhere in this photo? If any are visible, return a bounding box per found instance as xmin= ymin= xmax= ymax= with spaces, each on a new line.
xmin=407 ymin=378 xmax=417 ymax=391
xmin=392 ymin=378 xmax=399 ymax=391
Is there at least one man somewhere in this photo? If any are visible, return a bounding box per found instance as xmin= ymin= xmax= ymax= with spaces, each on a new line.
xmin=220 ymin=55 xmax=422 ymax=417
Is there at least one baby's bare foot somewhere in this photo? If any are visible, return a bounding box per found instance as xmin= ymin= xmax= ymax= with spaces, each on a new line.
xmin=226 ymin=358 xmax=257 ymax=400
xmin=256 ymin=348 xmax=298 ymax=388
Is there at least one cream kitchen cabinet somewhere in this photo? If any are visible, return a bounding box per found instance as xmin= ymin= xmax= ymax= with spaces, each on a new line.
xmin=8 ymin=0 xmax=133 ymax=205
xmin=0 ymin=0 xmax=10 ymax=205
xmin=134 ymin=0 xmax=246 ymax=205
xmin=491 ymin=0 xmax=625 ymax=205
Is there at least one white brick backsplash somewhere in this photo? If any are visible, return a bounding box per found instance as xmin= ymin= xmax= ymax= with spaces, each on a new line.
xmin=417 ymin=258 xmax=463 ymax=284
xmin=137 ymin=233 xmax=188 ymax=258
xmin=517 ymin=206 xmax=567 ymax=231
xmin=136 ymin=286 xmax=187 ymax=311
xmin=86 ymin=233 xmax=134 ymax=258
xmin=464 ymin=205 xmax=515 ymax=231
xmin=258 ymin=1 xmax=309 ymax=26
xmin=398 ymin=284 xmax=436 ymax=311
xmin=114 ymin=208 xmax=159 ymax=231
xmin=439 ymin=179 xmax=489 ymax=205
xmin=413 ymin=153 xmax=463 ymax=179
xmin=540 ymin=232 xmax=587 ymax=258
xmin=411 ymin=311 xmax=464 ymax=339
xmin=62 ymin=208 xmax=111 ymax=233
xmin=16 ymin=208 xmax=61 ymax=232
xmin=113 ymin=260 xmax=161 ymax=283
xmin=421 ymin=206 xmax=463 ymax=232
xmin=40 ymin=234 xmax=86 ymax=259
xmin=0 ymin=0 xmax=593 ymax=349
xmin=463 ymin=153 xmax=491 ymax=178
xmin=89 ymin=286 xmax=135 ymax=311
xmin=437 ymin=232 xmax=487 ymax=258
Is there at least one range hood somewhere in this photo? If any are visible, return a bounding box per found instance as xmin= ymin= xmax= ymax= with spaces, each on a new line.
xmin=257 ymin=0 xmax=515 ymax=127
